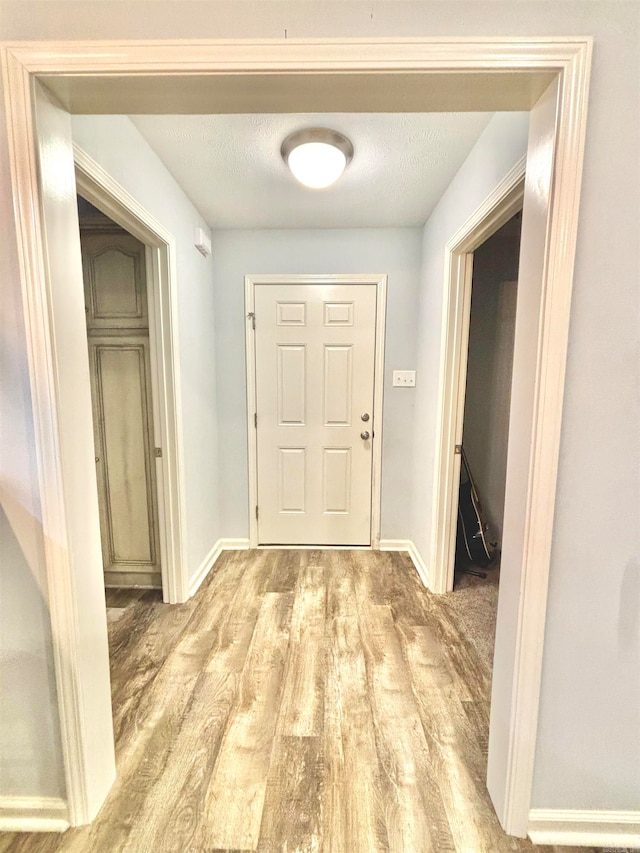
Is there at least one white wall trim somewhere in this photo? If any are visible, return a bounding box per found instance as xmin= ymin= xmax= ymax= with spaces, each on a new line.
xmin=0 ymin=36 xmax=592 ymax=833
xmin=379 ymin=538 xmax=412 ymax=551
xmin=188 ymin=538 xmax=251 ymax=596
xmin=407 ymin=540 xmax=431 ymax=588
xmin=0 ymin=797 xmax=69 ymax=833
xmin=379 ymin=539 xmax=431 ymax=588
xmin=244 ymin=273 xmax=387 ymax=549
xmin=430 ymin=156 xmax=526 ymax=597
xmin=73 ymin=145 xmax=189 ymax=605
xmin=2 ymin=53 xmax=98 ymax=828
xmin=188 ymin=540 xmax=222 ymax=597
xmin=528 ymin=809 xmax=640 ymax=847
xmin=217 ymin=537 xmax=252 ymax=550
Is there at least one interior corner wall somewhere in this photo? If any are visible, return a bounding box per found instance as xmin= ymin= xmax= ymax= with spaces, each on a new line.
xmin=0 ymin=78 xmax=66 ymax=799
xmin=210 ymin=228 xmax=422 ymax=540
xmin=70 ymin=115 xmax=220 ymax=581
xmin=410 ymin=111 xmax=530 ymax=565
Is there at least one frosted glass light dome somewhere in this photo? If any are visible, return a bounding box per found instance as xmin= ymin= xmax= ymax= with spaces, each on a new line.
xmin=281 ymin=129 xmax=353 ymax=189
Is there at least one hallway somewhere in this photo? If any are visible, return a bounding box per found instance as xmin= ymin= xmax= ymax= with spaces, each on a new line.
xmin=1 ymin=551 xmax=603 ymax=852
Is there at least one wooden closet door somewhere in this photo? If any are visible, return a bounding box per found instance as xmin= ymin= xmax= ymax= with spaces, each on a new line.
xmin=81 ymin=227 xmax=160 ymax=588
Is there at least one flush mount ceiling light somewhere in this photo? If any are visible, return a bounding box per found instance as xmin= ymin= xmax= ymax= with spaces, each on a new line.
xmin=281 ymin=128 xmax=354 ymax=189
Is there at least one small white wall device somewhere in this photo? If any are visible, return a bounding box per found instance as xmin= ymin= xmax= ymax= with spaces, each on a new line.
xmin=194 ymin=227 xmax=212 ymax=257
xmin=393 ymin=370 xmax=416 ymax=387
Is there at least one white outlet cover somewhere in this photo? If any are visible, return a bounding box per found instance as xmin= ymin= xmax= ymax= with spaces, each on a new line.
xmin=393 ymin=370 xmax=416 ymax=387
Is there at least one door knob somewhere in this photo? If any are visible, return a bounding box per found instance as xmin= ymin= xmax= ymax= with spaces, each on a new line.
xmin=361 ymin=412 xmax=370 ymax=422
xmin=360 ymin=431 xmax=370 ymax=440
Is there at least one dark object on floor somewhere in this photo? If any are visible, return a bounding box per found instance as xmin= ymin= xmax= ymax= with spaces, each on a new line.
xmin=461 ymin=565 xmax=487 ymax=579
xmin=456 ymin=445 xmax=495 ymax=571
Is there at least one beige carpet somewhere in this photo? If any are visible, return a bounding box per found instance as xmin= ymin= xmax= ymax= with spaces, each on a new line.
xmin=448 ymin=564 xmax=500 ymax=673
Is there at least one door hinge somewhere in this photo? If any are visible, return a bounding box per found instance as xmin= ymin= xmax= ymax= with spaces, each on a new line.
xmin=454 ymin=444 xmax=462 ymax=455
xmin=254 ymin=412 xmax=258 ymax=428
xmin=247 ymin=311 xmax=256 ymax=330
xmin=154 ymin=447 xmax=162 ymax=458
xmin=255 ymin=505 xmax=259 ymax=520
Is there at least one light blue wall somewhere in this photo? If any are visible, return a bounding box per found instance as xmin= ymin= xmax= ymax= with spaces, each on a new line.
xmin=211 ymin=228 xmax=422 ymax=540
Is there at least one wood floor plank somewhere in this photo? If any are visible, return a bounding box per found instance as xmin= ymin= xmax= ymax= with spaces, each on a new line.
xmin=105 ymin=588 xmax=148 ymax=609
xmin=120 ymin=549 xmax=273 ymax=853
xmin=399 ymin=620 xmax=523 ymax=853
xmin=264 ymin=548 xmax=300 ymax=593
xmin=49 ymin=632 xmax=218 ymax=853
xmin=1 ymin=550 xmax=607 ymax=853
xmin=278 ymin=562 xmax=326 ymax=737
xmin=0 ymin=836 xmax=60 ymax=853
xmin=324 ymin=614 xmax=389 ymax=853
xmin=356 ymin=598 xmax=456 ymax=853
xmin=198 ymin=591 xmax=293 ymax=851
xmin=325 ymin=550 xmax=359 ymax=620
xmin=108 ymin=554 xmax=251 ymax=778
xmin=256 ymin=736 xmax=323 ymax=853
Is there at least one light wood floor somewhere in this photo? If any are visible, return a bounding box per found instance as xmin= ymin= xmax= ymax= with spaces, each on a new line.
xmin=1 ymin=550 xmax=606 ymax=853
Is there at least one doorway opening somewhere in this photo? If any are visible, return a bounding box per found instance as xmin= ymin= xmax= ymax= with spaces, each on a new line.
xmin=2 ymin=37 xmax=592 ymax=836
xmin=78 ymin=197 xmax=163 ymax=592
xmin=74 ymin=148 xmax=189 ymax=605
xmin=452 ymin=210 xmax=523 ymax=672
xmin=430 ymin=159 xmax=526 ymax=597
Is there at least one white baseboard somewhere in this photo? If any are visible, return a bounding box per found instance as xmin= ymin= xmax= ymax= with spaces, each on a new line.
xmin=219 ymin=538 xmax=251 ymax=550
xmin=188 ymin=538 xmax=250 ymax=597
xmin=528 ymin=808 xmax=640 ymax=847
xmin=379 ymin=539 xmax=431 ymax=589
xmin=379 ymin=538 xmax=412 ymax=551
xmin=0 ymin=797 xmax=69 ymax=832
xmin=407 ymin=541 xmax=430 ymax=588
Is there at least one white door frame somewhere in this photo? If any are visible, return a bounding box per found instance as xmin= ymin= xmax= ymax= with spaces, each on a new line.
xmin=73 ymin=145 xmax=189 ymax=605
xmin=430 ymin=156 xmax=526 ymax=594
xmin=1 ymin=37 xmax=592 ymax=834
xmin=245 ymin=274 xmax=387 ymax=549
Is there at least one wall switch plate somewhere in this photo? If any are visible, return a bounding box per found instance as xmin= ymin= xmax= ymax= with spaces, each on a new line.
xmin=393 ymin=370 xmax=416 ymax=387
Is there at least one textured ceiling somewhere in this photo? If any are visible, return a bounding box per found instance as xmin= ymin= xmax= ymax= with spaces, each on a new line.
xmin=129 ymin=112 xmax=494 ymax=230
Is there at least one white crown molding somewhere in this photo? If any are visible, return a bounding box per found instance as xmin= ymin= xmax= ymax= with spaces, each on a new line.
xmin=0 ymin=797 xmax=69 ymax=833
xmin=528 ymin=809 xmax=640 ymax=847
xmin=3 ymin=37 xmax=591 ymax=76
xmin=73 ymin=145 xmax=173 ymax=246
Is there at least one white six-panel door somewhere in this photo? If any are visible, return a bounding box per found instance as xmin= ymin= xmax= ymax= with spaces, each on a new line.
xmin=253 ymin=282 xmax=378 ymax=545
